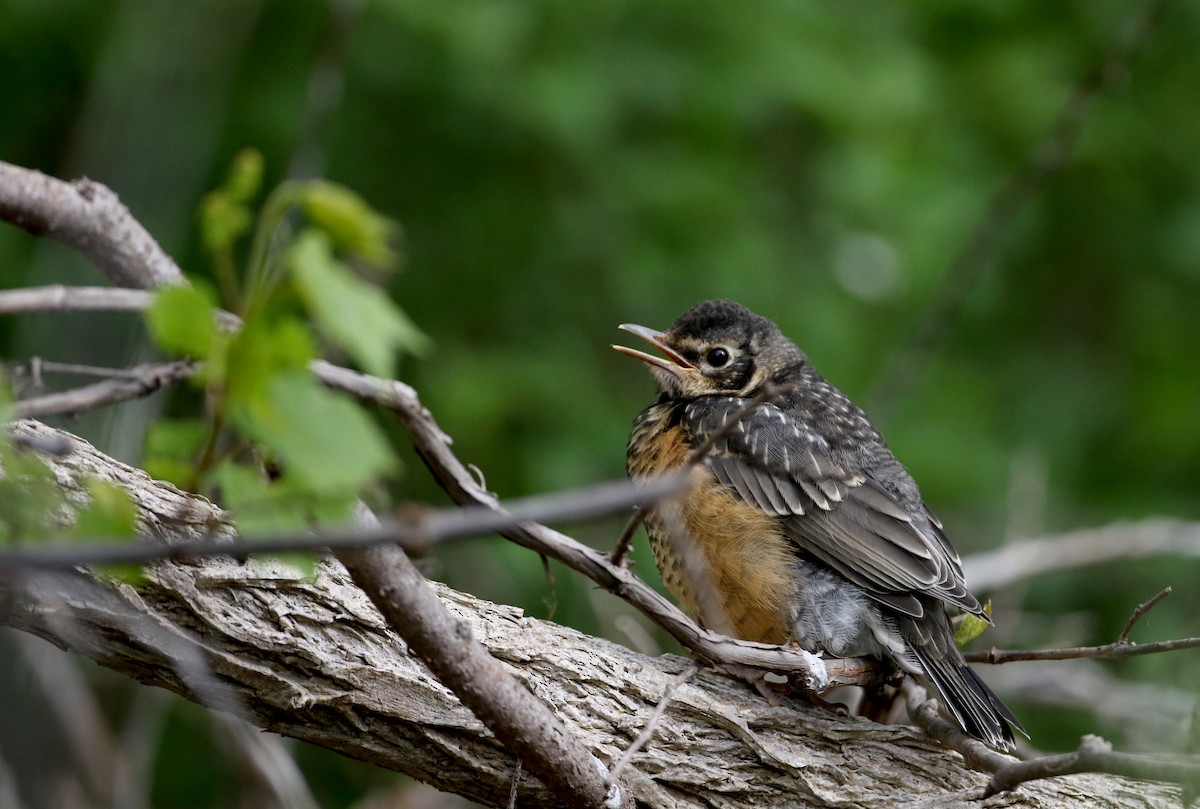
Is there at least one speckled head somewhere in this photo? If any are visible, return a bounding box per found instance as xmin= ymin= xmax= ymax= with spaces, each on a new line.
xmin=614 ymin=300 xmax=806 ymax=399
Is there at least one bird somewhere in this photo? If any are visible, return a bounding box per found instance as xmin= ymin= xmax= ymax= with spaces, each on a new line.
xmin=614 ymin=299 xmax=1023 ymax=749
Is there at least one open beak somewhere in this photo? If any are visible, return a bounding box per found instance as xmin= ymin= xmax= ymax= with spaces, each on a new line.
xmin=612 ymin=323 xmax=693 ymax=377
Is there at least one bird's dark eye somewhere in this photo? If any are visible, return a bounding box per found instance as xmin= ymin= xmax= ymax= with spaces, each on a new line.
xmin=705 ymin=347 xmax=731 ymax=368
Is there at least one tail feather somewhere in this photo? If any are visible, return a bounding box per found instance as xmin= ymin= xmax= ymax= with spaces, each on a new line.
xmin=912 ymin=645 xmax=1025 ymax=750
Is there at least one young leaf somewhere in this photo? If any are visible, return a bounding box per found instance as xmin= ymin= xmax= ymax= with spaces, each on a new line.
xmin=146 ymin=283 xmax=219 ymax=358
xmin=298 ymin=180 xmax=398 ymax=268
xmin=200 ymin=149 xmax=264 ymax=253
xmin=233 ymin=371 xmax=397 ymax=493
xmin=955 ymin=601 xmax=993 ymax=647
xmin=287 ymin=230 xmax=430 ymax=378
xmin=70 ymin=480 xmax=139 ymax=541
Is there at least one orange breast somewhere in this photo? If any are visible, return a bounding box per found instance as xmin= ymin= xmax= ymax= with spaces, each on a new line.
xmin=628 ymin=408 xmax=796 ymax=644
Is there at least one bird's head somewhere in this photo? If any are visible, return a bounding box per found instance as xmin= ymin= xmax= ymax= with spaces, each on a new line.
xmin=614 ymin=300 xmax=805 ymax=398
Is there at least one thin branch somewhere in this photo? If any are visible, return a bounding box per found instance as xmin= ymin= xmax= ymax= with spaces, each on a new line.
xmin=0 ymin=285 xmax=155 ymax=315
xmin=967 ymin=588 xmax=1199 ymax=664
xmin=983 ymin=734 xmax=1200 ymax=799
xmin=609 ymin=507 xmax=644 ymax=567
xmin=9 ymin=360 xmax=197 ymax=419
xmin=336 ymin=542 xmax=628 ymax=809
xmin=0 ymin=162 xmax=184 ymax=289
xmin=0 ymin=285 xmax=242 ymax=331
xmin=1117 ymin=586 xmax=1172 ymax=644
xmin=869 ymin=0 xmax=1172 ymax=411
xmin=506 ymin=760 xmax=523 ymax=809
xmin=967 ymin=635 xmax=1200 ymax=665
xmin=17 ymin=359 xmax=165 ymax=380
xmin=963 ymin=519 xmax=1200 ymax=592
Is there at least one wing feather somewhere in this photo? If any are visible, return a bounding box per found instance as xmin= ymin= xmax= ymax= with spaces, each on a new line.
xmin=687 ymin=397 xmax=980 ymax=615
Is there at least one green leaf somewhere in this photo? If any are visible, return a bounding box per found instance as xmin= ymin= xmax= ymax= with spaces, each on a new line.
xmin=298 ymin=180 xmax=398 ymax=268
xmin=224 ymin=148 xmax=264 ymax=203
xmin=70 ymin=480 xmax=139 ymax=541
xmin=224 ymin=313 xmax=316 ymax=410
xmin=199 ymin=149 xmax=264 ymax=253
xmin=146 ymin=283 xmax=218 ymax=358
xmin=233 ymin=371 xmax=397 ymax=493
xmin=146 ymin=418 xmax=209 ymax=460
xmin=143 ymin=418 xmax=209 ymax=487
xmin=288 ymin=230 xmax=430 ymax=377
xmin=213 ymin=459 xmax=355 ymax=535
xmin=955 ymin=601 xmax=992 ymax=647
xmin=100 ymin=563 xmax=148 ymax=587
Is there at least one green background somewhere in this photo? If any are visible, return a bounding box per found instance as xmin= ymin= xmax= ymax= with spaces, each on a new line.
xmin=2 ymin=1 xmax=1198 ymax=806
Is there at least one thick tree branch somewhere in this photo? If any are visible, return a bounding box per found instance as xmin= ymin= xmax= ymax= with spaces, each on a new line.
xmin=0 ymin=419 xmax=1178 ymax=807
xmin=337 ymin=540 xmax=628 ymax=808
xmin=0 ymin=162 xmax=184 ymax=289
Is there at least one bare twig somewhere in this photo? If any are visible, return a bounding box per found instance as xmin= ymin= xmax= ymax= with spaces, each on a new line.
xmin=336 ymin=542 xmax=628 ymax=809
xmin=0 ymin=285 xmax=242 ymax=331
xmin=607 ymin=662 xmax=699 ymax=787
xmin=0 ymin=285 xmax=155 ymax=315
xmin=1117 ymin=586 xmax=1172 ymax=644
xmin=0 ymin=162 xmax=184 ymax=289
xmin=968 ymin=636 xmax=1200 ymax=665
xmin=9 ymin=360 xmax=197 ymax=419
xmin=964 ymin=519 xmax=1200 ymax=592
xmin=14 ymin=359 xmax=163 ymax=380
xmin=869 ymin=0 xmax=1172 ymax=410
xmin=983 ymin=734 xmax=1200 ymax=799
xmin=609 ymin=507 xmax=645 ymax=567
xmin=506 ymin=759 xmax=523 ymax=809
xmin=966 ymin=588 xmax=1198 ymax=665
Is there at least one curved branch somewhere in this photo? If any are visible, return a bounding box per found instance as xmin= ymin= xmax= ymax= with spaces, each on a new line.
xmin=9 ymin=360 xmax=197 ymax=419
xmin=0 ymin=162 xmax=184 ymax=289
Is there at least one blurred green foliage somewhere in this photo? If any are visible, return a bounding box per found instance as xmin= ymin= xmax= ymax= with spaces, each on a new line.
xmin=2 ymin=0 xmax=1200 ymax=803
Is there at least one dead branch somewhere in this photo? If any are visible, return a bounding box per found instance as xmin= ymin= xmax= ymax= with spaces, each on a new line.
xmin=9 ymin=360 xmax=197 ymax=419
xmin=0 ymin=465 xmax=688 ymax=573
xmin=0 ymin=418 xmax=1178 ymax=808
xmin=0 ymin=285 xmax=243 ymax=330
xmin=966 ymin=588 xmax=1200 ymax=664
xmin=983 ymin=735 xmax=1200 ymax=799
xmin=336 ymin=539 xmax=627 ymax=808
xmin=0 ymin=162 xmax=184 ymax=289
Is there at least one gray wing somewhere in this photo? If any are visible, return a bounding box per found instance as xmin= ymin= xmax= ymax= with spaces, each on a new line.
xmin=683 ymin=398 xmax=979 ymax=619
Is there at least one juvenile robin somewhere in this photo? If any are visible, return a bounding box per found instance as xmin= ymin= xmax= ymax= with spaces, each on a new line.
xmin=615 ymin=299 xmax=1022 ymax=749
